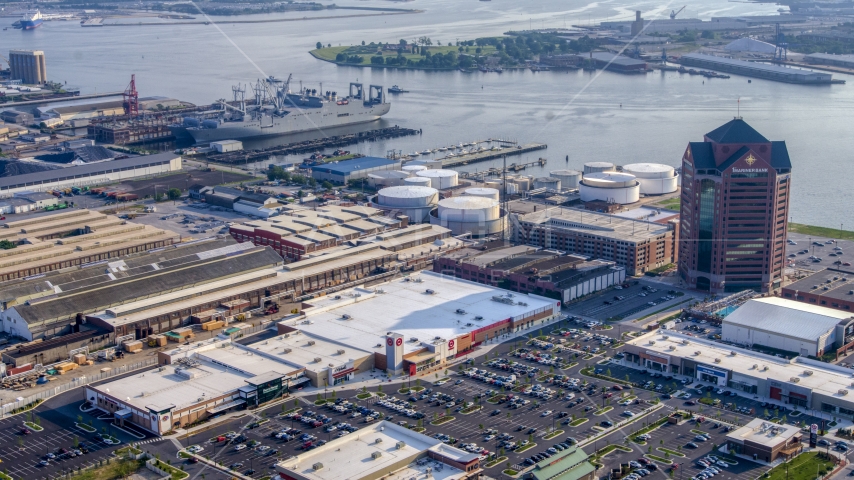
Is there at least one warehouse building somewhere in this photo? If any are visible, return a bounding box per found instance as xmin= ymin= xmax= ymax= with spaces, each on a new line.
xmin=311 ymin=156 xmax=402 ymax=184
xmin=512 ymin=206 xmax=678 ymax=275
xmin=0 ymin=153 xmax=182 ymax=197
xmin=278 ymin=271 xmax=561 ymax=376
xmin=679 ymin=53 xmax=833 ymax=84
xmin=782 ymin=267 xmax=854 ymax=313
xmin=622 ymin=331 xmax=854 ymax=415
xmin=433 ymin=242 xmax=626 ymax=303
xmin=804 ymin=53 xmax=854 ymax=70
xmin=0 ymin=192 xmax=59 ymax=214
xmin=721 ymin=297 xmax=854 ymax=357
xmin=725 ymin=419 xmax=803 ymax=463
xmin=275 ymin=421 xmax=481 ymax=480
xmin=589 ymin=52 xmax=648 ymax=73
xmin=0 ymin=209 xmax=179 ymax=284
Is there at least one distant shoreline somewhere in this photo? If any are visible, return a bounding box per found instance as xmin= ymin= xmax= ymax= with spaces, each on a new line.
xmin=93 ymin=9 xmax=420 ymax=27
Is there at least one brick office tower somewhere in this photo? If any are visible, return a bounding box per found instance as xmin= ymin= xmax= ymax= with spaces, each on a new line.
xmin=678 ymin=118 xmax=792 ymax=293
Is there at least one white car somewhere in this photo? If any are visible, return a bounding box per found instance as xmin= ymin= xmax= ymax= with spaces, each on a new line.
xmin=541 ymin=410 xmax=553 ymax=417
xmin=434 ymin=380 xmax=447 ymax=386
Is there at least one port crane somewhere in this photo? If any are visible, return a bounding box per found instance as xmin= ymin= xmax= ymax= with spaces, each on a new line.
xmin=670 ymin=6 xmax=686 ymax=19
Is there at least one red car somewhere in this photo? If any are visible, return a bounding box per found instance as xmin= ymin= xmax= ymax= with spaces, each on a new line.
xmin=603 ymin=392 xmax=613 ymax=398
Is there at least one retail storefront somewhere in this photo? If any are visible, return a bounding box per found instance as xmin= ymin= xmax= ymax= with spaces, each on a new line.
xmin=239 ymin=371 xmax=288 ymax=408
xmin=697 ymin=364 xmax=729 ymax=386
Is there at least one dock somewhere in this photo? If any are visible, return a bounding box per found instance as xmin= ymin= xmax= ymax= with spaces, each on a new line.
xmin=438 ymin=142 xmax=547 ymax=168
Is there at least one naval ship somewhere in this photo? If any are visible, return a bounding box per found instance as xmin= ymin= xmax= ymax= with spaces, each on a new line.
xmin=170 ymin=75 xmax=391 ymax=144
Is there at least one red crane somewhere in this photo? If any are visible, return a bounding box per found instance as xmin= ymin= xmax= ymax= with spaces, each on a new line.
xmin=123 ymin=74 xmax=139 ymax=116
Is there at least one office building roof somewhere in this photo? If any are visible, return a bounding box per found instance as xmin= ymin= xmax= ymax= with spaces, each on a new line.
xmin=726 ymin=418 xmax=801 ymax=447
xmin=286 ymin=271 xmax=557 ymax=354
xmin=311 ymin=157 xmax=399 ymax=176
xmin=518 ymin=206 xmax=674 ymax=243
xmin=705 ymin=118 xmax=769 ymax=144
xmin=723 ymin=297 xmax=854 ymax=340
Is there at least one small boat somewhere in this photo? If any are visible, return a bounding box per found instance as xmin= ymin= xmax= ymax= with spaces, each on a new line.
xmin=408 ymin=152 xmax=419 ymax=157
xmin=457 ymin=143 xmax=464 ymax=149
xmin=460 ymin=149 xmax=469 ymax=155
xmin=388 ymin=85 xmax=408 ymax=94
xmin=438 ymin=147 xmax=447 ymax=152
xmin=420 ymin=150 xmax=431 ymax=155
xmin=447 ymin=152 xmax=456 ymax=157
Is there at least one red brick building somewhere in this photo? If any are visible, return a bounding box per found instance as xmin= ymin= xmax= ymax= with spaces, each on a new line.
xmin=678 ymin=119 xmax=792 ymax=293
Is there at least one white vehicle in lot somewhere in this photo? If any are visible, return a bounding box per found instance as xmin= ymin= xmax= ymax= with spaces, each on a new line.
xmin=234 ymin=444 xmax=247 ymax=451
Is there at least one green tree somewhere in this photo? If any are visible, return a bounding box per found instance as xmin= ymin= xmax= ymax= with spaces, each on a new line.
xmin=321 ymin=181 xmax=334 ymax=191
xmin=316 ymin=42 xmax=323 ymax=49
xmin=0 ymin=240 xmax=16 ymax=250
xmin=167 ymin=188 xmax=182 ymax=203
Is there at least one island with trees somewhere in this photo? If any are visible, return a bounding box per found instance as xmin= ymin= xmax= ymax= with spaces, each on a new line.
xmin=309 ymin=31 xmax=602 ymax=70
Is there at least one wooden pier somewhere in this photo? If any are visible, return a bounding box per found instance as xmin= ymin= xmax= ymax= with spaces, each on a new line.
xmin=458 ymin=158 xmax=548 ymax=180
xmin=438 ymin=142 xmax=547 ymax=168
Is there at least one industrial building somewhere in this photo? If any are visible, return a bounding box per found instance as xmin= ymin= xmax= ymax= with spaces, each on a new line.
xmin=278 ymin=271 xmax=560 ymax=376
xmin=588 ymin=52 xmax=648 ymax=73
xmin=578 ymin=172 xmax=640 ymax=204
xmin=724 ymin=38 xmax=777 ymax=54
xmin=725 ymin=419 xmax=802 ymax=463
xmin=622 ymin=330 xmax=854 ymax=415
xmin=275 ymin=421 xmax=481 ymax=480
xmin=0 ymin=110 xmax=34 ymax=125
xmin=204 ymin=186 xmax=282 ymax=218
xmin=721 ymin=297 xmax=854 ymax=357
xmin=804 ymin=53 xmax=854 ymax=70
xmin=429 ymin=196 xmax=508 ymax=237
xmin=41 ymin=97 xmax=184 ymax=122
xmin=0 ymin=208 xmax=179 ymax=284
xmin=782 ymin=267 xmax=854 ymax=312
xmin=433 ymin=242 xmax=626 ymax=303
xmin=211 ymin=140 xmax=243 ymax=153
xmin=678 ymin=118 xmax=791 ymax=293
xmin=621 ymin=163 xmax=678 ymax=195
xmin=678 ymin=54 xmax=833 ymax=84
xmin=9 ymin=50 xmax=47 ymax=85
xmin=310 ymin=156 xmax=402 ymax=184
xmin=0 ymin=192 xmax=59 ymax=214
xmin=0 ymin=153 xmax=183 ymax=197
xmin=513 ymin=206 xmax=678 ymax=275
xmin=370 ymin=185 xmax=439 ymax=224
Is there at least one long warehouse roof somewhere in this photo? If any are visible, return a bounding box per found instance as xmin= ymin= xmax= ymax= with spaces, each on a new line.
xmin=0 ymin=153 xmax=180 ymax=190
xmin=723 ymin=297 xmax=854 ymax=339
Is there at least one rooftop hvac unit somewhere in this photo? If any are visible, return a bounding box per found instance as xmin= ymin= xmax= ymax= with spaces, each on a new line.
xmin=396 ymin=441 xmax=406 ymax=450
xmin=840 ymin=389 xmax=849 ymax=396
xmin=434 ymin=336 xmax=441 ymax=340
xmin=341 ymin=314 xmax=352 ymax=320
xmin=752 ymin=364 xmax=758 ymax=369
xmin=475 ymin=316 xmax=484 ymax=321
xmin=314 ymin=357 xmax=322 ymax=363
xmin=519 ymin=302 xmax=528 ymax=306
xmin=649 ymin=340 xmax=656 ymax=345
xmin=414 ymin=278 xmax=423 ymax=283
xmin=308 ymin=341 xmax=316 ymax=346
xmin=662 ymin=335 xmax=669 ymax=340
xmin=375 ymin=344 xmax=382 ymax=348
xmin=410 ymin=337 xmax=418 ymax=342
xmin=425 ymin=289 xmax=435 ymax=295
xmin=371 ymin=452 xmax=382 ymax=459
xmin=176 ymin=369 xmax=197 ymax=380
xmin=456 ymin=309 xmax=466 ymax=314
xmin=694 ymin=351 xmax=701 ymax=356
xmin=374 ymin=438 xmax=383 ymax=444
xmin=312 ymin=463 xmax=323 ymax=471
xmin=714 ymin=358 xmax=721 ymax=363
xmin=283 ymin=348 xmax=292 ymax=354
xmin=763 ymin=366 xmax=769 ymax=371
xmin=804 ymin=370 xmax=814 ymax=376
xmin=337 ymin=349 xmax=345 ymax=355
xmin=334 ymin=295 xmax=342 ymax=300
xmin=790 ymin=377 xmax=800 ymax=383
xmin=682 ymin=340 xmax=690 ymax=345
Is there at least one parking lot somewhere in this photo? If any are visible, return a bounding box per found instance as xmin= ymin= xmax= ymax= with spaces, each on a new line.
xmin=564 ymin=281 xmax=692 ymax=322
xmin=786 ymin=234 xmax=854 ymax=271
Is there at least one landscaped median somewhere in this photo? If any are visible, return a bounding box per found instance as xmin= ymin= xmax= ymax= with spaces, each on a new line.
xmin=543 ymin=429 xmax=565 ymax=440
xmin=150 ymin=458 xmax=189 ymax=480
xmin=515 ymin=442 xmax=537 ymax=454
xmin=593 ymin=444 xmax=632 ymax=458
xmin=23 ymin=421 xmax=43 ymax=432
xmin=484 ymin=456 xmax=508 ymax=468
xmin=593 ymin=406 xmax=613 ymax=415
xmin=459 ymin=405 xmax=482 ymax=415
xmin=76 ymin=422 xmax=97 ymax=433
xmin=657 ymin=447 xmax=685 ymax=457
xmin=569 ymin=418 xmax=588 ymax=427
xmin=430 ymin=416 xmax=455 ymax=426
xmin=761 ymin=452 xmax=837 ymax=480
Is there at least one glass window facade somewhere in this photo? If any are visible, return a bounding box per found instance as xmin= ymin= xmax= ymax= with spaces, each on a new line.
xmin=697 ymin=179 xmax=716 ymax=274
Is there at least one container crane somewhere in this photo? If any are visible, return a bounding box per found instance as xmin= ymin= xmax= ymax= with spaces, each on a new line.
xmin=670 ymin=6 xmax=686 ymax=19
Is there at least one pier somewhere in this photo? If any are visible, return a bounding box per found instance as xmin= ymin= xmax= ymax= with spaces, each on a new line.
xmin=203 ymin=126 xmax=420 ymax=165
xmin=438 ymin=142 xmax=547 ymax=168
xmin=458 ymin=158 xmax=548 ymax=180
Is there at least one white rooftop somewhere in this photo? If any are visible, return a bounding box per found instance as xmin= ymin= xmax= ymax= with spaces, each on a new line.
xmin=275 ymin=421 xmax=475 ymax=480
xmin=244 ymin=330 xmax=372 ymax=372
xmin=723 ymin=297 xmax=854 ymax=339
xmin=629 ymin=331 xmax=854 ymax=403
xmin=613 ymin=206 xmax=679 ymax=223
xmin=726 ymin=418 xmax=801 ymax=447
xmin=287 ymin=271 xmax=556 ymax=354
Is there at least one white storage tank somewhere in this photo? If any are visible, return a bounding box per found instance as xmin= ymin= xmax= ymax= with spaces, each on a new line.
xmin=430 ymin=196 xmax=507 ymax=237
xmin=583 ymin=162 xmax=615 ymax=175
xmin=579 ymin=172 xmax=640 ymax=204
xmin=622 ymin=163 xmax=678 ymax=195
xmin=464 ymin=187 xmax=500 ymax=201
xmin=549 ymin=169 xmax=582 ymax=189
xmin=404 ymin=176 xmax=432 ymax=187
xmin=368 ymin=170 xmax=410 ymax=188
xmin=415 ymin=169 xmax=459 ymax=189
xmin=533 ymin=177 xmax=561 ymax=191
xmin=402 ymin=164 xmax=427 ymax=174
xmin=484 ymin=181 xmax=500 ymax=189
xmin=372 ymin=185 xmax=439 ymax=223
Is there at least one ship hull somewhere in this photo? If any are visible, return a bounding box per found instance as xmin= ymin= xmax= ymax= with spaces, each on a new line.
xmin=21 ymin=19 xmax=43 ymax=29
xmin=185 ymin=101 xmax=390 ymax=144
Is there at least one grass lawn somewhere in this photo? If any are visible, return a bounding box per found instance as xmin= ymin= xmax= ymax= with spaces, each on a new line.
xmin=655 ymin=197 xmax=681 ymax=210
xmin=570 ymin=418 xmax=588 ymax=427
xmin=24 ymin=421 xmax=43 ymax=431
xmin=310 ymin=44 xmax=499 ymax=69
xmin=789 ymin=223 xmax=854 ymax=241
xmin=115 ymin=446 xmax=143 ymax=456
xmin=68 ymin=457 xmax=146 ymax=480
xmin=503 ymin=469 xmax=519 ymax=476
xmin=152 ymin=459 xmax=189 ymax=480
xmin=764 ymin=452 xmax=836 ymax=480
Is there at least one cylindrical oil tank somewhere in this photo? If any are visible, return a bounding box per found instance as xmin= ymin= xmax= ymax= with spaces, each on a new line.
xmin=373 ymin=185 xmax=439 ymax=223
xmin=402 ymin=164 xmax=427 ymax=174
xmin=579 ymin=172 xmax=640 ymax=204
xmin=415 ymin=169 xmax=459 ymax=189
xmin=464 ymin=187 xmax=500 ymax=201
xmin=533 ymin=177 xmax=561 ymax=191
xmin=583 ymin=162 xmax=615 ymax=175
xmin=511 ymin=176 xmax=532 ymax=192
xmin=432 ymin=196 xmax=505 ymax=237
xmin=622 ymin=163 xmax=678 ymax=195
xmin=484 ymin=181 xmax=500 ymax=189
xmin=549 ymin=169 xmax=582 ymax=189
xmin=404 ymin=176 xmax=432 ymax=187
xmin=368 ymin=170 xmax=410 ymax=188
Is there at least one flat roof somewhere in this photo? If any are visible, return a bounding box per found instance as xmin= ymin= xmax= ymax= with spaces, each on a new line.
xmin=681 ymin=53 xmax=832 ymax=79
xmin=805 ymin=53 xmax=854 ymax=64
xmin=246 ymin=330 xmax=372 ymax=371
xmin=311 ymin=157 xmax=399 ymax=175
xmin=464 ymin=245 xmax=539 ymax=268
xmin=0 ymin=153 xmax=180 ymax=191
xmin=591 ymin=52 xmax=647 ymax=66
xmin=613 ymin=205 xmax=680 ymax=223
xmin=287 ymin=271 xmax=556 ymax=354
xmin=784 ymin=268 xmax=854 ymax=304
xmin=275 ymin=421 xmax=474 ymax=480
xmin=518 ymin=206 xmax=674 ymax=243
xmin=628 ymin=331 xmax=854 ymax=402
xmin=726 ymin=418 xmax=801 ymax=447
xmin=723 ymin=297 xmax=854 ymax=340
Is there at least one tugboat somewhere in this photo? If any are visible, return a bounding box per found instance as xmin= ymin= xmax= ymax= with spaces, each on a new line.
xmin=388 ymin=85 xmax=408 ymax=93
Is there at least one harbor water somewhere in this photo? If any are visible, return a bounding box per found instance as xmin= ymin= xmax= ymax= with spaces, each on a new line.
xmin=1 ymin=0 xmax=852 ymax=229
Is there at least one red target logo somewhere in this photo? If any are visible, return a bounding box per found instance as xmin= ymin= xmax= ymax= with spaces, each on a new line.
xmin=448 ymin=340 xmax=455 ymax=350
xmin=396 ymin=338 xmax=403 ymax=347
xmin=386 ymin=338 xmax=393 ymax=346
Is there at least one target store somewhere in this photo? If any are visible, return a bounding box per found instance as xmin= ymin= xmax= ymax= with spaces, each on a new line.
xmin=278 ymin=271 xmax=561 ymax=377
